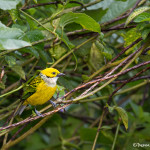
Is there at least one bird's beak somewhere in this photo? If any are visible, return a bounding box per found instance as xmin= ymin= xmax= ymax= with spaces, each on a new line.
xmin=57 ymin=73 xmax=65 ymax=77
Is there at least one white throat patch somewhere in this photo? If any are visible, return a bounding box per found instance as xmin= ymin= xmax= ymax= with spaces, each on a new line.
xmin=40 ymin=73 xmax=58 ymax=87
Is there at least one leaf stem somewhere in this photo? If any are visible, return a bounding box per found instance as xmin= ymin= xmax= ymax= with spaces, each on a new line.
xmin=111 ymin=119 xmax=121 ymax=150
xmin=19 ymin=9 xmax=56 ymax=36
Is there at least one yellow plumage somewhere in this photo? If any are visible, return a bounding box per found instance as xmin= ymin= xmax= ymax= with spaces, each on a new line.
xmin=16 ymin=68 xmax=64 ymax=116
xmin=24 ymin=81 xmax=57 ymax=106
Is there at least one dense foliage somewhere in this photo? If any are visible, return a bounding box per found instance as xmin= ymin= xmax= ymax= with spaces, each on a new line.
xmin=0 ymin=0 xmax=150 ymax=150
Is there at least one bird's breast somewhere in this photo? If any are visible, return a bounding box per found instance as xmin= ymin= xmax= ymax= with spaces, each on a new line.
xmin=24 ymin=82 xmax=57 ymax=106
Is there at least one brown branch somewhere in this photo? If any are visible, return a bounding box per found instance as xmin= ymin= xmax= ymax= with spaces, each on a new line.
xmin=102 ymin=25 xmax=136 ymax=31
xmin=0 ymin=104 xmax=69 ymax=132
xmin=112 ymin=75 xmax=150 ymax=84
xmin=1 ymin=62 xmax=150 ymax=132
xmin=139 ymin=83 xmax=149 ymax=106
xmin=21 ymin=1 xmax=63 ymax=10
xmin=107 ymin=66 xmax=150 ymax=105
xmin=61 ymin=60 xmax=150 ymax=101
xmin=128 ymin=0 xmax=142 ymax=16
xmin=110 ymin=37 xmax=142 ymax=63
xmin=10 ymin=122 xmax=29 ymax=141
xmin=102 ymin=0 xmax=142 ymax=27
xmin=1 ymin=60 xmax=150 ymax=131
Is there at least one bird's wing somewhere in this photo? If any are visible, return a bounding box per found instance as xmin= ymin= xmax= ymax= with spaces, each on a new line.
xmin=22 ymin=76 xmax=43 ymax=100
xmin=29 ymin=76 xmax=43 ymax=90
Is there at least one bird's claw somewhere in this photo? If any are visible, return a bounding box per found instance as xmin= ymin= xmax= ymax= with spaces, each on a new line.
xmin=49 ymin=100 xmax=57 ymax=108
xmin=34 ymin=108 xmax=44 ymax=117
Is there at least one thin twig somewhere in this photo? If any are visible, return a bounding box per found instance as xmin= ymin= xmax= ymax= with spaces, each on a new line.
xmin=0 ymin=104 xmax=69 ymax=131
xmin=61 ymin=60 xmax=150 ymax=100
xmin=21 ymin=1 xmax=63 ymax=10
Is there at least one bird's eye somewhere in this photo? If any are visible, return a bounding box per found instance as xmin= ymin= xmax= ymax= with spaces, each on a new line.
xmin=52 ymin=72 xmax=56 ymax=75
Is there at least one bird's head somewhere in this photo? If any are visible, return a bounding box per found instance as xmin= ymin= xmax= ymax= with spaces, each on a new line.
xmin=40 ymin=68 xmax=65 ymax=87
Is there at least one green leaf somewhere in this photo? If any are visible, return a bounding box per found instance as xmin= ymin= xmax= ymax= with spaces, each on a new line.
xmin=0 ymin=0 xmax=21 ymax=10
xmin=56 ymin=28 xmax=75 ymax=49
xmin=0 ymin=75 xmax=7 ymax=89
xmin=0 ymin=21 xmax=7 ymax=28
xmin=0 ymin=27 xmax=31 ymax=50
xmin=38 ymin=50 xmax=51 ymax=63
xmin=49 ymin=45 xmax=67 ymax=60
xmin=106 ymin=104 xmax=115 ymax=113
xmin=53 ymin=85 xmax=65 ymax=99
xmin=99 ymin=0 xmax=137 ymax=23
xmin=114 ymin=106 xmax=128 ymax=130
xmin=141 ymin=28 xmax=150 ymax=40
xmin=33 ymin=0 xmax=37 ymax=4
xmin=58 ymin=77 xmax=74 ymax=90
xmin=89 ymin=42 xmax=104 ymax=70
xmin=80 ymin=128 xmax=113 ymax=144
xmin=0 ymin=27 xmax=24 ymax=39
xmin=11 ymin=65 xmax=26 ymax=79
xmin=5 ymin=55 xmax=16 ymax=67
xmin=134 ymin=12 xmax=150 ymax=23
xmin=21 ymin=47 xmax=39 ymax=58
xmin=59 ymin=12 xmax=100 ymax=33
xmin=82 ymin=75 xmax=90 ymax=81
xmin=125 ymin=6 xmax=150 ymax=27
xmin=121 ymin=28 xmax=141 ymax=54
xmin=0 ymin=82 xmax=5 ymax=89
xmin=26 ymin=15 xmax=38 ymax=30
xmin=25 ymin=30 xmax=45 ymax=50
xmin=0 ymin=39 xmax=31 ymax=50
xmin=8 ymin=9 xmax=19 ymax=23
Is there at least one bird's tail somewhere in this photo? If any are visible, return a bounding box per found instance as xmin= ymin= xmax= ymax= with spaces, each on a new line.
xmin=15 ymin=103 xmax=27 ymax=116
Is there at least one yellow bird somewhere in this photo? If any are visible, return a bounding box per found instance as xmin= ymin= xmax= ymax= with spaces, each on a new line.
xmin=16 ymin=68 xmax=65 ymax=116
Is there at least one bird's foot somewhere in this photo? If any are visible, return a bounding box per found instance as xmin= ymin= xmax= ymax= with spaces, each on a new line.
xmin=34 ymin=108 xmax=44 ymax=117
xmin=49 ymin=100 xmax=57 ymax=108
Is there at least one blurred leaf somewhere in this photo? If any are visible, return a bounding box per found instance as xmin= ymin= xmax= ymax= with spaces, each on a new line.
xmin=130 ymin=101 xmax=141 ymax=117
xmin=73 ymin=37 xmax=92 ymax=56
xmin=80 ymin=128 xmax=113 ymax=144
xmin=23 ymin=132 xmax=47 ymax=150
xmin=0 ymin=27 xmax=24 ymax=39
xmin=53 ymin=85 xmax=65 ymax=99
xmin=121 ymin=28 xmax=141 ymax=54
xmin=26 ymin=30 xmax=44 ymax=44
xmin=101 ymin=126 xmax=112 ymax=130
xmin=26 ymin=15 xmax=38 ymax=30
xmin=21 ymin=47 xmax=39 ymax=58
xmin=11 ymin=65 xmax=26 ymax=79
xmin=125 ymin=6 xmax=150 ymax=27
xmin=0 ymin=39 xmax=31 ymax=50
xmin=100 ymin=0 xmax=137 ymax=23
xmin=8 ymin=9 xmax=19 ymax=23
xmin=106 ymin=104 xmax=115 ymax=113
xmin=134 ymin=12 xmax=150 ymax=23
xmin=114 ymin=106 xmax=128 ymax=130
xmin=5 ymin=55 xmax=16 ymax=67
xmin=0 ymin=0 xmax=21 ymax=10
xmin=59 ymin=12 xmax=101 ymax=33
xmin=0 ymin=27 xmax=31 ymax=50
xmin=56 ymin=28 xmax=75 ymax=49
xmin=0 ymin=75 xmax=7 ymax=89
xmin=141 ymin=28 xmax=150 ymax=39
xmin=89 ymin=42 xmax=104 ymax=70
xmin=38 ymin=50 xmax=51 ymax=63
xmin=58 ymin=77 xmax=74 ymax=90
xmin=49 ymin=45 xmax=67 ymax=60
xmin=0 ymin=21 xmax=7 ymax=27
xmin=84 ymin=8 xmax=107 ymax=23
xmin=0 ymin=82 xmax=5 ymax=89
xmin=33 ymin=0 xmax=37 ymax=4
xmin=82 ymin=75 xmax=90 ymax=81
